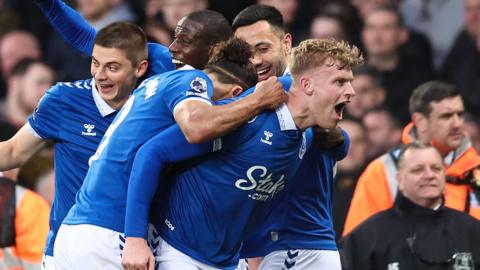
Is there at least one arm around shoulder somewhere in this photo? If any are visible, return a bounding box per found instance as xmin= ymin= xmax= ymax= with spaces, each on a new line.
xmin=173 ymin=77 xmax=287 ymax=143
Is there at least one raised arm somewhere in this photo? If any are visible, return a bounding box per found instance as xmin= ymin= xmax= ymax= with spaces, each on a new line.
xmin=174 ymin=76 xmax=287 ymax=143
xmin=35 ymin=0 xmax=175 ymax=76
xmin=35 ymin=0 xmax=96 ymax=55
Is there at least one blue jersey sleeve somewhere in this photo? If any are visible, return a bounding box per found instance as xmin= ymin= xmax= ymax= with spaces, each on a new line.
xmin=125 ymin=124 xmax=219 ymax=238
xmin=145 ymin=43 xmax=175 ymax=77
xmin=332 ymin=129 xmax=350 ymax=161
xmin=164 ymin=71 xmax=213 ymax=114
xmin=28 ymin=84 xmax=63 ymax=140
xmin=278 ymin=75 xmax=292 ymax=91
xmin=35 ymin=0 xmax=95 ymax=55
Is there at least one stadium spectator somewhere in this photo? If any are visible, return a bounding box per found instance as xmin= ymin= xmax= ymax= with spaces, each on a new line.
xmin=309 ymin=12 xmax=348 ymax=42
xmin=400 ymin=0 xmax=463 ymax=70
xmin=0 ymin=9 xmax=20 ymax=39
xmin=334 ymin=119 xmax=368 ymax=238
xmin=143 ymin=19 xmax=173 ymax=46
xmin=340 ymin=142 xmax=480 ymax=270
xmin=77 ymin=0 xmax=137 ymax=30
xmin=344 ymin=81 xmax=480 ymax=236
xmin=362 ymin=107 xmax=402 ymax=160
xmin=346 ymin=65 xmax=386 ymax=121
xmin=256 ymin=0 xmax=306 ymax=44
xmin=361 ymin=5 xmax=433 ymax=124
xmin=257 ymin=0 xmax=298 ymax=27
xmin=144 ymin=0 xmax=162 ymax=20
xmin=1 ymin=59 xmax=54 ymax=128
xmin=161 ymin=0 xmax=208 ymax=31
xmin=351 ymin=0 xmax=399 ymax=19
xmin=440 ymin=0 xmax=480 ymax=117
xmin=313 ymin=1 xmax=363 ymax=49
xmin=0 ymin=125 xmax=50 ymax=270
xmin=0 ymin=175 xmax=50 ymax=270
xmin=0 ymin=31 xmax=42 ymax=82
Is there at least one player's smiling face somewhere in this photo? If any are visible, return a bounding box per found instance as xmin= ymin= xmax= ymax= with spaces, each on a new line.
xmin=304 ymin=60 xmax=355 ymax=129
xmin=169 ymin=17 xmax=210 ymax=69
xmin=235 ymin=20 xmax=291 ymax=81
xmin=91 ymin=45 xmax=145 ymax=109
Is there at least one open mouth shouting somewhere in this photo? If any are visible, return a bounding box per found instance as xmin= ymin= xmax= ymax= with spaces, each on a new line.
xmin=334 ymin=101 xmax=349 ymax=120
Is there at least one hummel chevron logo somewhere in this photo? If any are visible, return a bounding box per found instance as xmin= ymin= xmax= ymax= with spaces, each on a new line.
xmin=261 ymin=130 xmax=273 ymax=145
xmin=82 ymin=124 xmax=96 ymax=136
xmin=287 ymin=250 xmax=299 ymax=259
xmin=282 ymin=250 xmax=299 ymax=269
xmin=118 ymin=234 xmax=126 ymax=256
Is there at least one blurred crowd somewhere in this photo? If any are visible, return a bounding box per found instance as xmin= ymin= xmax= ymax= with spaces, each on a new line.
xmin=1 ymin=0 xmax=480 ymax=240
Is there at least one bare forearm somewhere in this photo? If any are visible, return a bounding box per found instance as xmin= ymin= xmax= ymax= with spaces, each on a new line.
xmin=184 ymin=94 xmax=264 ymax=143
xmin=0 ymin=126 xmax=46 ymax=170
xmin=177 ymin=77 xmax=287 ymax=143
xmin=0 ymin=141 xmax=26 ymax=170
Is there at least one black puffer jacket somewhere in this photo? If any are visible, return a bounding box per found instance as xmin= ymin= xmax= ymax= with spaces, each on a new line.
xmin=339 ymin=192 xmax=480 ymax=270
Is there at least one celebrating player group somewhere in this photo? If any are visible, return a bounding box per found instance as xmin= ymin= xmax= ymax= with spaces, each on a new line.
xmin=0 ymin=0 xmax=363 ymax=269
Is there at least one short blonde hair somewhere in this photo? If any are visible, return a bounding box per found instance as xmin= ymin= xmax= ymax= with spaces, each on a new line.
xmin=290 ymin=38 xmax=364 ymax=81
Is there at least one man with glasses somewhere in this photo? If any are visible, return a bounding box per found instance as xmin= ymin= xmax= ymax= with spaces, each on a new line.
xmin=339 ymin=142 xmax=480 ymax=270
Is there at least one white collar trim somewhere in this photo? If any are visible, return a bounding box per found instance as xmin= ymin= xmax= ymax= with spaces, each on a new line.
xmin=91 ymin=79 xmax=116 ymax=117
xmin=178 ymin=64 xmax=194 ymax=70
xmin=275 ymin=103 xmax=297 ymax=131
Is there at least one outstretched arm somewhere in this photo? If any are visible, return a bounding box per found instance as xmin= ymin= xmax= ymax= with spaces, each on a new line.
xmin=124 ymin=124 xmax=217 ymax=238
xmin=123 ymin=124 xmax=217 ymax=269
xmin=34 ymin=0 xmax=175 ymax=76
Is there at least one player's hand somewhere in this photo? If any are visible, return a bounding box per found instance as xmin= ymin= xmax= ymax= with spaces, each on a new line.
xmin=122 ymin=237 xmax=155 ymax=270
xmin=313 ymin=126 xmax=345 ymax=149
xmin=253 ymin=76 xmax=288 ymax=110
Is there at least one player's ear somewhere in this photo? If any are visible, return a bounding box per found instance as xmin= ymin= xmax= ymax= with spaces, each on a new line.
xmin=282 ymin=33 xmax=293 ymax=56
xmin=135 ymin=60 xmax=149 ymax=78
xmin=230 ymin=85 xmax=243 ymax=98
xmin=300 ymin=76 xmax=313 ymax=96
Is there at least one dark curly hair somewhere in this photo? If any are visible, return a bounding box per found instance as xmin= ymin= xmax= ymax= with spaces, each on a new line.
xmin=204 ymin=37 xmax=258 ymax=91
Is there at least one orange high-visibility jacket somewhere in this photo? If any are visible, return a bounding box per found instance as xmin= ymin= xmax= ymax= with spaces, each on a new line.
xmin=0 ymin=182 xmax=50 ymax=270
xmin=343 ymin=123 xmax=480 ymax=236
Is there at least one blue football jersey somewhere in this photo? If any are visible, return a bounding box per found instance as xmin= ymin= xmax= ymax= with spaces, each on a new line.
xmin=149 ymin=105 xmax=313 ymax=269
xmin=241 ymin=130 xmax=350 ymax=257
xmin=63 ymin=69 xmax=214 ymax=233
xmin=28 ymin=79 xmax=118 ymax=256
xmin=123 ymin=75 xmax=293 ymax=239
